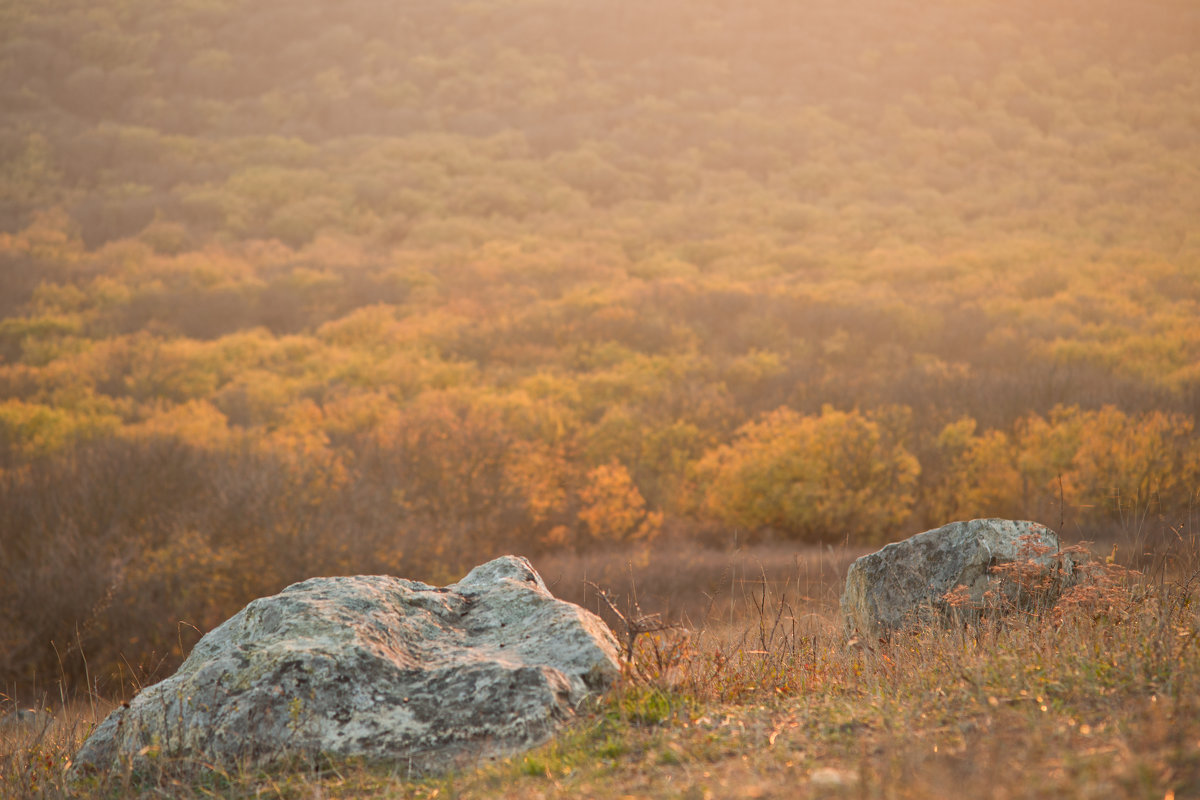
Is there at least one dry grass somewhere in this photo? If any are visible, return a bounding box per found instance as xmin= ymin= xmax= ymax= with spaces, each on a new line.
xmin=537 ymin=536 xmax=858 ymax=626
xmin=2 ymin=533 xmax=1197 ymax=800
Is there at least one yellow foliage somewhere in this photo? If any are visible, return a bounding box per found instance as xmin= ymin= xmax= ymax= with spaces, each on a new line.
xmin=260 ymin=400 xmax=349 ymax=502
xmin=0 ymin=398 xmax=120 ymax=458
xmin=126 ymin=399 xmax=232 ymax=447
xmin=926 ymin=418 xmax=1022 ymax=522
xmin=1066 ymin=406 xmax=1197 ymax=513
xmin=696 ymin=406 xmax=919 ymax=543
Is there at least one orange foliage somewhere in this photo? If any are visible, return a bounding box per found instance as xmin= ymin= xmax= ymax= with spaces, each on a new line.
xmin=577 ymin=461 xmax=663 ymax=545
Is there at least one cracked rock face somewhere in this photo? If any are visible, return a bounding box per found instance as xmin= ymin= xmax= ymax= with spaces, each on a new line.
xmin=72 ymin=556 xmax=620 ymax=775
xmin=840 ymin=519 xmax=1081 ymax=639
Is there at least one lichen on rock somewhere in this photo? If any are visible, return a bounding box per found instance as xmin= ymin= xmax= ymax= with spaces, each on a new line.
xmin=72 ymin=555 xmax=620 ymax=776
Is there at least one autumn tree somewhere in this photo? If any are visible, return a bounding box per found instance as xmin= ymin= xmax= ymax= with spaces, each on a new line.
xmin=695 ymin=405 xmax=920 ymax=543
xmin=577 ymin=461 xmax=663 ymax=546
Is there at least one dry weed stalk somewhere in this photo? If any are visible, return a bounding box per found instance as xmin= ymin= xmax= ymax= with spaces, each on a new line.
xmin=585 ymin=580 xmax=679 ymax=668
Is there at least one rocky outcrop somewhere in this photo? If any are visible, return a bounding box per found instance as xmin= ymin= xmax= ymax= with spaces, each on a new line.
xmin=841 ymin=519 xmax=1081 ymax=639
xmin=73 ymin=556 xmax=620 ymax=775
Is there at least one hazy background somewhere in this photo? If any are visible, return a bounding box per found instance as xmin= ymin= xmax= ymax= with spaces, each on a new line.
xmin=1 ymin=0 xmax=1197 ymax=691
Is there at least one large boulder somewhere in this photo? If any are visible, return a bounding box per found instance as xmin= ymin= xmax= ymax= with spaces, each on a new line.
xmin=840 ymin=519 xmax=1081 ymax=639
xmin=73 ymin=556 xmax=620 ymax=775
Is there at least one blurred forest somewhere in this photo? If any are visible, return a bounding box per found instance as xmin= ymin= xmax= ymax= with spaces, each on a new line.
xmin=1 ymin=0 xmax=1198 ymax=689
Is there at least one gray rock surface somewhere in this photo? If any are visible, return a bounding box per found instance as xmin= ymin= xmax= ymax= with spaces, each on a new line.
xmin=841 ymin=519 xmax=1081 ymax=639
xmin=72 ymin=556 xmax=620 ymax=775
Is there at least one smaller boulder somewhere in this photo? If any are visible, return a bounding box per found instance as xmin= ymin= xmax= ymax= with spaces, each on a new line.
xmin=840 ymin=519 xmax=1082 ymax=639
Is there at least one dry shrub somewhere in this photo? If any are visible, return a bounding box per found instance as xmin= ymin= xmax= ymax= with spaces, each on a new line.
xmin=939 ymin=533 xmax=1093 ymax=623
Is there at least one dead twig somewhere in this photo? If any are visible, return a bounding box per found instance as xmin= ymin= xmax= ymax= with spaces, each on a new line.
xmin=585 ymin=580 xmax=678 ymax=667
